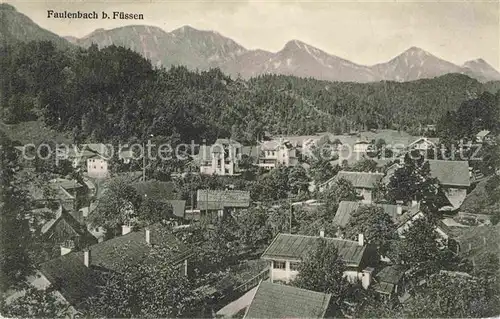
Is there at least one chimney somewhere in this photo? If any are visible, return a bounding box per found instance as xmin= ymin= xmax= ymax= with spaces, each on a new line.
xmin=122 ymin=224 xmax=132 ymax=235
xmin=396 ymin=200 xmax=404 ymax=215
xmin=361 ymin=267 xmax=374 ymax=289
xmin=358 ymin=233 xmax=364 ymax=246
xmin=319 ymin=230 xmax=325 ymax=238
xmin=83 ymin=248 xmax=91 ymax=267
xmin=145 ymin=227 xmax=151 ymax=245
xmin=60 ymin=240 xmax=74 ymax=256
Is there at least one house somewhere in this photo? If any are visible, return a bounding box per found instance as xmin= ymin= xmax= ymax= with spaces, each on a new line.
xmin=35 ymin=224 xmax=192 ymax=312
xmin=197 ymin=139 xmax=242 ymax=176
xmin=333 ymin=201 xmax=414 ymax=228
xmin=353 ymin=139 xmax=371 ymax=153
xmin=29 ymin=178 xmax=87 ymax=212
xmin=333 ymin=200 xmax=451 ymax=244
xmin=319 ymin=171 xmax=384 ymax=204
xmin=243 ymin=281 xmax=333 ymax=319
xmin=372 ymin=265 xmax=407 ymax=298
xmin=383 ymin=160 xmax=471 ymax=210
xmin=261 ymin=233 xmax=376 ymax=288
xmin=196 ymin=189 xmax=250 ymax=219
xmin=396 ymin=208 xmax=452 ymax=244
xmin=257 ymin=138 xmax=299 ymax=169
xmin=58 ymin=143 xmax=110 ymax=179
xmin=476 ymin=130 xmax=491 ymax=143
xmin=407 ymin=137 xmax=439 ymax=152
xmin=40 ymin=204 xmax=97 ymax=258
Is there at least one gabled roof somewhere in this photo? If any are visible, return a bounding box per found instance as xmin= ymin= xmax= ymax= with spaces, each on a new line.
xmin=408 ymin=137 xmax=440 ymax=147
xmin=261 ymin=233 xmax=367 ymax=267
xmin=41 ymin=206 xmax=97 ymax=246
xmin=335 ymin=171 xmax=384 ymax=189
xmin=244 ymin=281 xmax=332 ymax=319
xmin=427 ymin=160 xmax=470 ymax=187
xmin=214 ymin=138 xmax=242 ymax=147
xmin=196 ymin=189 xmax=250 ymax=210
xmin=39 ymin=224 xmax=191 ymax=307
xmin=372 ymin=265 xmax=406 ymax=295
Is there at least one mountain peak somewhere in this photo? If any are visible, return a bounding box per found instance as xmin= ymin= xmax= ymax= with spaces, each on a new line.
xmin=402 ymin=46 xmax=429 ymax=56
xmin=0 ymin=3 xmax=17 ymax=11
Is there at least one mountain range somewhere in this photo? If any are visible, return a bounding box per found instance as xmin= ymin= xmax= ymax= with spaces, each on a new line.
xmin=2 ymin=3 xmax=500 ymax=83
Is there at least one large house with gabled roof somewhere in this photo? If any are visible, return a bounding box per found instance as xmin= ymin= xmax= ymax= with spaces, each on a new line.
xmin=319 ymin=171 xmax=384 ymax=204
xmin=34 ymin=224 xmax=192 ymax=313
xmin=261 ymin=233 xmax=377 ymax=288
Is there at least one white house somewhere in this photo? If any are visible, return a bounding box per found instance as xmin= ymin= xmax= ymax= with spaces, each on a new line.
xmin=197 ymin=139 xmax=242 ymax=176
xmin=319 ymin=171 xmax=384 ymax=204
xmin=261 ymin=233 xmax=376 ymax=288
xmin=257 ymin=138 xmax=298 ymax=169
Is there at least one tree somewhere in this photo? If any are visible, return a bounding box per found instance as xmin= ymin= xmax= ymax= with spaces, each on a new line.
xmin=349 ymin=158 xmax=378 ymax=172
xmin=137 ymin=197 xmax=174 ymax=226
xmin=89 ymin=177 xmax=142 ymax=231
xmin=386 ymin=154 xmax=444 ymax=213
xmin=0 ymin=136 xmax=34 ymax=290
xmin=403 ymin=272 xmax=500 ymax=318
xmin=343 ymin=205 xmax=396 ymax=256
xmin=293 ymin=239 xmax=348 ymax=305
xmin=251 ymin=166 xmax=289 ymax=202
xmin=83 ymin=245 xmax=205 ymax=318
xmin=288 ymin=165 xmax=310 ymax=196
xmin=317 ymin=177 xmax=358 ymax=219
xmin=0 ymin=286 xmax=70 ymax=318
xmin=233 ymin=207 xmax=271 ymax=249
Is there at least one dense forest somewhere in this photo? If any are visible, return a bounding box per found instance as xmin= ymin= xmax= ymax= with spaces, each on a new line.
xmin=1 ymin=40 xmax=500 ymax=146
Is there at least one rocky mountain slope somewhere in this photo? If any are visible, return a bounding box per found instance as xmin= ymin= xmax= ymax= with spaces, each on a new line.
xmin=3 ymin=3 xmax=500 ymax=83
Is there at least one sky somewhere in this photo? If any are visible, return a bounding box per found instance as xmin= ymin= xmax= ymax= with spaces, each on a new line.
xmin=4 ymin=0 xmax=500 ymax=69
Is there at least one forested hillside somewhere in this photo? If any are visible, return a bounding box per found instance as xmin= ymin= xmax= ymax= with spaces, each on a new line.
xmin=1 ymin=40 xmax=499 ymax=145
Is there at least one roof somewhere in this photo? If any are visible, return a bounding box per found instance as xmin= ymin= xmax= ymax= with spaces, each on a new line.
xmin=261 ymin=233 xmax=367 ymax=267
xmin=49 ymin=178 xmax=84 ymax=190
xmin=375 ymin=265 xmax=406 ymax=285
xmin=333 ymin=201 xmax=407 ymax=227
xmin=41 ymin=206 xmax=97 ymax=246
xmin=39 ymin=224 xmax=191 ymax=306
xmin=408 ymin=137 xmax=440 ymax=147
xmin=166 ymin=199 xmax=186 ymax=218
xmin=335 ymin=171 xmax=384 ymax=189
xmin=196 ymin=189 xmax=250 ymax=210
xmin=427 ymin=160 xmax=470 ymax=187
xmin=214 ymin=138 xmax=242 ymax=147
xmin=244 ymin=281 xmax=332 ymax=319
xmin=39 ymin=252 xmax=97 ymax=307
xmin=476 ymin=130 xmax=491 ymax=138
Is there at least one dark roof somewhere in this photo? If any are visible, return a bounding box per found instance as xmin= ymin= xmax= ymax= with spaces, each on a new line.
xmin=427 ymin=160 xmax=470 ymax=187
xmin=334 ymin=171 xmax=383 ymax=189
xmin=244 ymin=281 xmax=331 ymax=319
xmin=375 ymin=265 xmax=406 ymax=285
xmin=261 ymin=233 xmax=367 ymax=267
xmin=39 ymin=224 xmax=191 ymax=306
xmin=41 ymin=206 xmax=97 ymax=247
xmin=39 ymin=252 xmax=96 ymax=306
xmin=196 ymin=189 xmax=250 ymax=210
xmin=89 ymin=224 xmax=190 ymax=272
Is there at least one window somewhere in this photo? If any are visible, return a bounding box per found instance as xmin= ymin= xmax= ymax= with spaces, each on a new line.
xmin=290 ymin=262 xmax=300 ymax=271
xmin=273 ymin=261 xmax=285 ymax=269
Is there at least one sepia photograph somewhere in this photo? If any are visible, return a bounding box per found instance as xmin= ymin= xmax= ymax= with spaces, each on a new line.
xmin=0 ymin=0 xmax=499 ymax=318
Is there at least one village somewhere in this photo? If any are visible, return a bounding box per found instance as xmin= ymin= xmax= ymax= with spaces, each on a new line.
xmin=2 ymin=125 xmax=499 ymax=318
